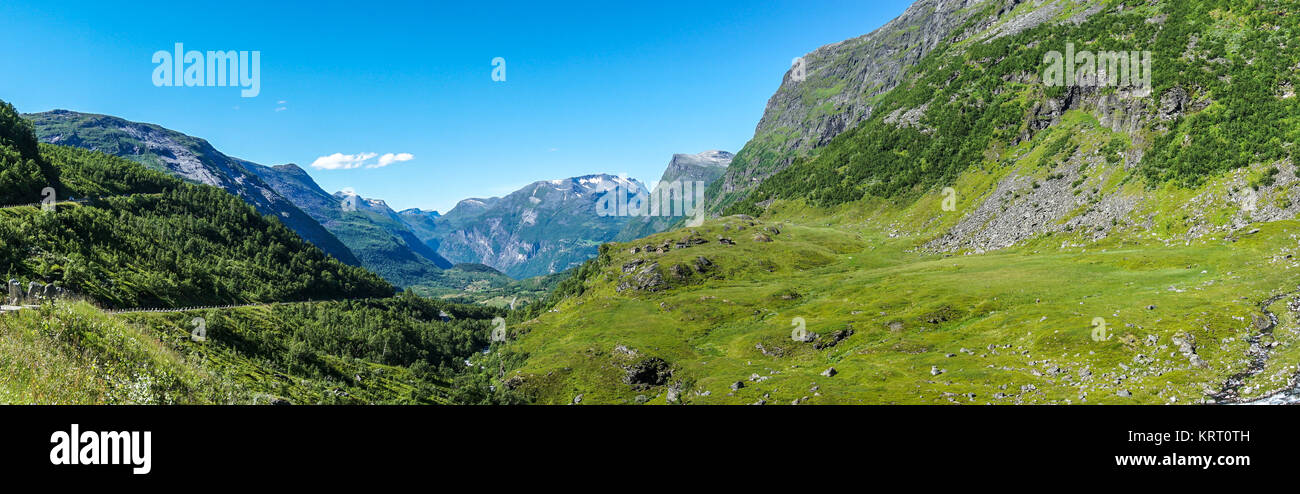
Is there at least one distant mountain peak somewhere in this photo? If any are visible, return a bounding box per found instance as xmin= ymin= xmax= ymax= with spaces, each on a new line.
xmin=398 ymin=207 xmax=440 ymax=217
xmin=614 ymin=149 xmax=733 ymax=242
xmin=676 ymin=150 xmax=734 ymax=163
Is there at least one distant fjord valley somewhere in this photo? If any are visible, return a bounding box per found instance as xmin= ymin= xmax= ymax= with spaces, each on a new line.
xmin=24 ymin=109 xmax=731 ymax=307
xmin=5 ymin=0 xmax=1300 ymax=405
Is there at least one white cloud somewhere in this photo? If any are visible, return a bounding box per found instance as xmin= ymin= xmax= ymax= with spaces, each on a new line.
xmin=310 ymin=152 xmax=378 ymax=170
xmin=373 ymin=152 xmax=414 ymax=168
xmin=310 ymin=152 xmax=415 ymax=170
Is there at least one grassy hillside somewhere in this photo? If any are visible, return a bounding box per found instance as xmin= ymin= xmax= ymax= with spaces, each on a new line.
xmin=0 ymin=296 xmax=516 ymax=404
xmin=500 ymin=200 xmax=1300 ymax=404
xmin=1 ymin=143 xmax=393 ymax=309
xmin=1 ymin=98 xmax=514 ymax=404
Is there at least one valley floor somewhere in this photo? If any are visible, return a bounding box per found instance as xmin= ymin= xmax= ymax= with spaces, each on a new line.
xmin=503 ymin=206 xmax=1300 ymax=405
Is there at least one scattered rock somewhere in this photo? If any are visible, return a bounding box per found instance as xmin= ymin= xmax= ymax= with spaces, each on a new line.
xmin=813 ymin=329 xmax=854 ymax=350
xmin=503 ymin=375 xmax=525 ymax=390
xmin=666 ymin=382 xmax=682 ymax=404
xmin=693 ymin=256 xmax=713 ymax=273
xmin=616 ymin=262 xmax=666 ymax=292
xmin=623 ymin=357 xmax=672 ymax=389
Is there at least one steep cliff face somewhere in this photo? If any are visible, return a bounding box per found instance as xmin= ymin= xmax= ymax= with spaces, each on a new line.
xmin=396 ymin=208 xmax=441 ymax=245
xmin=727 ymin=0 xmax=1297 ymax=254
xmin=25 ymin=110 xmax=360 ymax=265
xmin=707 ymin=0 xmax=1098 ymax=213
xmin=617 ymin=150 xmax=732 ymax=242
xmin=423 ymin=175 xmax=648 ymax=279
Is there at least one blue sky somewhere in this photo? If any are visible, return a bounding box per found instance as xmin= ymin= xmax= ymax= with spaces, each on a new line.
xmin=0 ymin=0 xmax=910 ymax=213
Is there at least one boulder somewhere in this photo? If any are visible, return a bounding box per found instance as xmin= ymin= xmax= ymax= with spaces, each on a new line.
xmin=623 ymin=357 xmax=672 ymax=389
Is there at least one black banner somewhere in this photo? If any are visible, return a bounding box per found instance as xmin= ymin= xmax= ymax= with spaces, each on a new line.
xmin=0 ymin=405 xmax=1283 ymax=483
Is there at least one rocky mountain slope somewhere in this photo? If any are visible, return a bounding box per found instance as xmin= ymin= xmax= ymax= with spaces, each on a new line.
xmin=245 ymin=163 xmax=459 ymax=286
xmin=246 ymin=164 xmax=546 ymax=303
xmin=417 ymin=175 xmax=649 ymax=279
xmin=617 ymin=150 xmax=732 ymax=241
xmin=396 ymin=208 xmax=441 ymax=245
xmin=24 ymin=110 xmax=360 ymax=265
xmin=706 ymin=0 xmax=1104 ymax=214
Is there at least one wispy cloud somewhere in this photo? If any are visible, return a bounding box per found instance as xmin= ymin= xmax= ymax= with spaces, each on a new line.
xmin=310 ymin=152 xmax=378 ymax=170
xmin=374 ymin=152 xmax=414 ymax=168
xmin=310 ymin=152 xmax=414 ymax=170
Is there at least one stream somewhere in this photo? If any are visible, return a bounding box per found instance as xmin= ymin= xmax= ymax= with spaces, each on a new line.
xmin=1230 ymin=293 xmax=1300 ymax=405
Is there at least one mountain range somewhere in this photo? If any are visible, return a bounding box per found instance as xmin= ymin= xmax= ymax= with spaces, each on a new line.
xmin=25 ymin=110 xmax=732 ymax=293
xmin=414 ymin=174 xmax=649 ymax=279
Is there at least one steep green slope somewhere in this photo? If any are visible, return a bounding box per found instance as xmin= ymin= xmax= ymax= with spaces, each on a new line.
xmin=705 ymin=0 xmax=1034 ymax=214
xmin=1 ymin=99 xmax=512 ymax=404
xmin=0 ymin=101 xmax=59 ymax=205
xmin=729 ymin=0 xmax=1299 ymax=214
xmin=1 ymin=102 xmax=391 ymax=309
xmin=0 ymin=296 xmax=515 ymax=404
xmin=1 ymin=148 xmax=392 ymax=309
xmin=26 ymin=110 xmax=361 ymax=265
